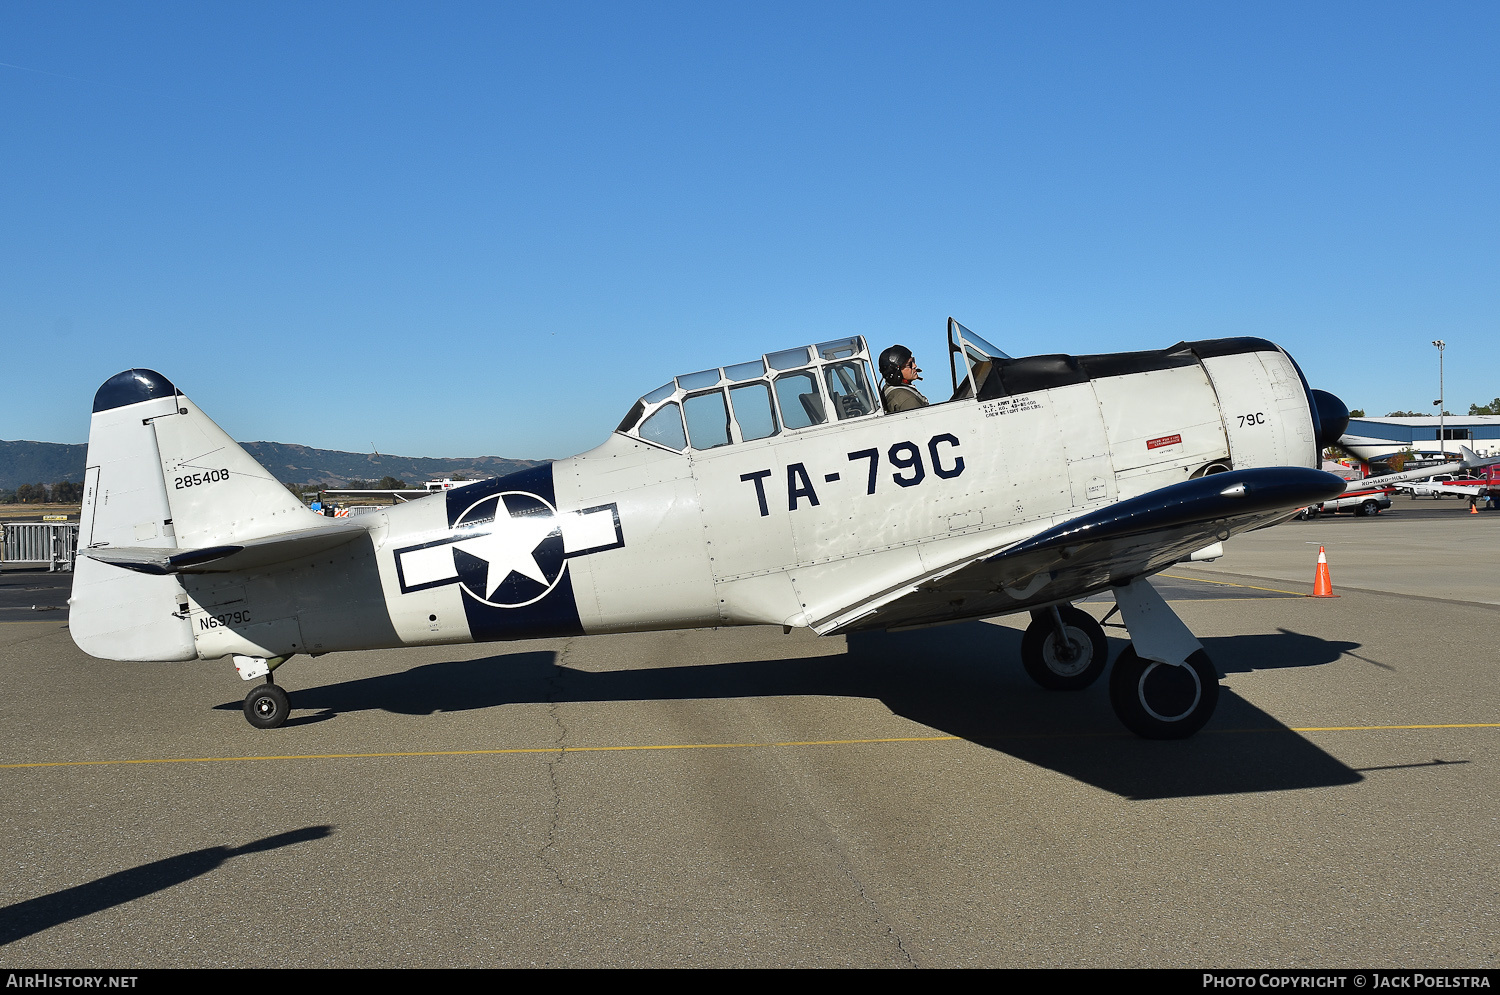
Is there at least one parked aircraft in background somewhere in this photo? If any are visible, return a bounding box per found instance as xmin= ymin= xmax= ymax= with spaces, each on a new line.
xmin=1339 ymin=417 xmax=1500 ymax=464
xmin=1401 ymin=474 xmax=1473 ymax=498
xmin=70 ymin=321 xmax=1353 ymax=740
xmin=1395 ymin=464 xmax=1500 ymax=502
xmin=319 ymin=478 xmax=477 ymax=505
xmin=1313 ymin=448 xmax=1500 ymax=514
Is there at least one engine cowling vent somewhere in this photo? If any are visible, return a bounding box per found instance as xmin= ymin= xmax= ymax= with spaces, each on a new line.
xmin=1190 ymin=460 xmax=1233 ymax=479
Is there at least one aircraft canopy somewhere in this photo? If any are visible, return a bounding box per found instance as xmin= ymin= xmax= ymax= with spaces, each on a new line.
xmin=616 ymin=336 xmax=881 ymax=453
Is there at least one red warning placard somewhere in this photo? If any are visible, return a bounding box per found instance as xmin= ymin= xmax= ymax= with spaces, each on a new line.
xmin=1146 ymin=434 xmax=1182 ymax=450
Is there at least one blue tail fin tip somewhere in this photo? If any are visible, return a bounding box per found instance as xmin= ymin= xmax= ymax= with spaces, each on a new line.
xmin=92 ymin=369 xmax=177 ymax=413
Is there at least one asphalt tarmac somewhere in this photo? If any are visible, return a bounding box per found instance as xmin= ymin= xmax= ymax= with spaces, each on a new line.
xmin=1 ymin=504 xmax=1496 ymax=967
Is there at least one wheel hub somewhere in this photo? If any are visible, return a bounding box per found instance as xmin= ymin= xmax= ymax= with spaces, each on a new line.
xmin=1137 ymin=661 xmax=1202 ymax=721
xmin=1044 ymin=629 xmax=1090 ymax=677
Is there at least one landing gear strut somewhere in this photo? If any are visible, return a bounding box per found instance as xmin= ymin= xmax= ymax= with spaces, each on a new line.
xmin=1020 ymin=605 xmax=1108 ymax=691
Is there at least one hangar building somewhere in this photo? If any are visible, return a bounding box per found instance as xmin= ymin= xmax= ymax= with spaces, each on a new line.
xmin=1340 ymin=415 xmax=1500 ymax=462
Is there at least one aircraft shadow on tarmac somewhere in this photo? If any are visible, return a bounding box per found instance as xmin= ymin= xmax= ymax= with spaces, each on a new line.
xmin=0 ymin=826 xmax=332 ymax=948
xmin=237 ymin=623 xmax=1366 ymax=801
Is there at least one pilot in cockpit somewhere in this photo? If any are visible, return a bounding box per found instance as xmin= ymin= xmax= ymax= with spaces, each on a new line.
xmin=878 ymin=344 xmax=930 ymax=413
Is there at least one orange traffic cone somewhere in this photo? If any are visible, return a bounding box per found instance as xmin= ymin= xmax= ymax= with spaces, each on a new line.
xmin=1470 ymin=501 xmax=1478 ymax=515
xmin=1311 ymin=545 xmax=1338 ymax=598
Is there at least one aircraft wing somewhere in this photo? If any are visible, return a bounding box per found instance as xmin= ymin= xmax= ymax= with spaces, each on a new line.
xmin=1425 ymin=481 xmax=1488 ymax=497
xmin=319 ymin=488 xmax=436 ymax=502
xmin=86 ymin=521 xmax=369 ymax=575
xmin=814 ymin=466 xmax=1346 ymax=635
xmin=1351 ymin=447 xmax=1500 ymax=493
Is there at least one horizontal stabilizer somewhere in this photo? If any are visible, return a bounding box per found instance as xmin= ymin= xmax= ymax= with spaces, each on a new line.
xmin=88 ymin=522 xmax=368 ymax=575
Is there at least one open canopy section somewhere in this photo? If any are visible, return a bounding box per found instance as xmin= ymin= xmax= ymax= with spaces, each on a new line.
xmin=616 ymin=336 xmax=880 ymax=453
xmin=948 ymin=318 xmax=1012 ymax=400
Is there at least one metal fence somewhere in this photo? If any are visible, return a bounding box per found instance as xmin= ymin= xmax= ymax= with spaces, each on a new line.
xmin=1 ymin=523 xmax=80 ymax=571
xmin=333 ymin=505 xmax=385 ymax=518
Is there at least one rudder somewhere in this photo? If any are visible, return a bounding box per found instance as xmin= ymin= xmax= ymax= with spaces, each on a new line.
xmin=72 ymin=370 xmax=196 ymax=661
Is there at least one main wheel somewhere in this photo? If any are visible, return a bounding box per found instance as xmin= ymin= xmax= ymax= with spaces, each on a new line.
xmin=1021 ymin=606 xmax=1108 ymax=691
xmin=1108 ymin=646 xmax=1219 ymax=739
xmin=244 ymin=683 xmax=290 ymax=729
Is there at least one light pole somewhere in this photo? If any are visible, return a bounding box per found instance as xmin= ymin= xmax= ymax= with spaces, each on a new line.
xmin=1432 ymin=339 xmax=1446 ymax=456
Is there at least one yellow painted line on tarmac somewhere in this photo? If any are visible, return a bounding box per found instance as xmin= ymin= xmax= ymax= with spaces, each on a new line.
xmin=1157 ymin=572 xmax=1307 ymax=597
xmin=2 ymin=726 xmax=1497 ymax=771
xmin=1286 ymin=723 xmax=1500 ymax=733
xmin=0 ymin=735 xmax=965 ymax=769
xmin=1083 ymin=597 xmax=1287 ymax=604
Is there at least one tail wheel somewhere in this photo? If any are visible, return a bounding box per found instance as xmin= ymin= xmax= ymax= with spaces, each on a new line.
xmin=1108 ymin=646 xmax=1219 ymax=739
xmin=1021 ymin=606 xmax=1108 ymax=691
xmin=244 ymin=684 xmax=290 ymax=729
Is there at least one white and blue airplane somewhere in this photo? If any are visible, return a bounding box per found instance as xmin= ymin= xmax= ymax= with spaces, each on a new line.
xmin=68 ymin=320 xmax=1351 ymax=738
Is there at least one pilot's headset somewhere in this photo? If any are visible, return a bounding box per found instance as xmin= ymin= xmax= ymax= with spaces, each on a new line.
xmin=879 ymin=345 xmax=916 ymax=385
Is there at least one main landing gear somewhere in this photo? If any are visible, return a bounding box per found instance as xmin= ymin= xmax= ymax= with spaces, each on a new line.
xmin=1108 ymin=645 xmax=1219 ymax=739
xmin=236 ymin=654 xmax=293 ymax=729
xmin=1021 ymin=578 xmax=1222 ymax=739
xmin=1107 ymin=576 xmax=1220 ymax=739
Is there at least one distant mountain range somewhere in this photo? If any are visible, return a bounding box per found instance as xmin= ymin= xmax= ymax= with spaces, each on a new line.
xmin=0 ymin=439 xmax=544 ymax=490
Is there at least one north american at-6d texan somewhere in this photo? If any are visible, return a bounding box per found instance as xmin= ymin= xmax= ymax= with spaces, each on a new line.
xmin=70 ymin=321 xmax=1351 ymax=738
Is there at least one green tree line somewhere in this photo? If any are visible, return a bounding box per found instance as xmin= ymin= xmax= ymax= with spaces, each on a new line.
xmin=1349 ymin=399 xmax=1500 ymax=418
xmin=0 ymin=481 xmax=85 ymax=504
xmin=343 ymin=477 xmax=411 ymax=490
xmin=3 ymin=474 xmax=426 ymax=505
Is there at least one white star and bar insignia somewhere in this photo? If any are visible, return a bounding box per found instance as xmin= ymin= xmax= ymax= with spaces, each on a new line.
xmin=393 ymin=493 xmax=622 ymax=608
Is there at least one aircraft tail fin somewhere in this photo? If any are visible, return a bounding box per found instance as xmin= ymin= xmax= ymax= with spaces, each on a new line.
xmin=149 ymin=393 xmax=324 ymax=548
xmin=1459 ymin=446 xmax=1500 ymax=471
xmin=71 ymin=370 xmax=333 ymax=662
xmin=73 ymin=370 xmax=195 ymax=661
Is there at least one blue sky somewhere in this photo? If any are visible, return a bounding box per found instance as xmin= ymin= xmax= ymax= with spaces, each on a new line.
xmin=3 ymin=2 xmax=1496 ymax=459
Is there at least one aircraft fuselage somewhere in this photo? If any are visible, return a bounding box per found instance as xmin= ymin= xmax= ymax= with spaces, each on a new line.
xmin=142 ymin=337 xmax=1321 ymax=663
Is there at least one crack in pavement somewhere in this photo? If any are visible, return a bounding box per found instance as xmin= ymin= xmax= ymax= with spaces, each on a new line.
xmin=835 ymin=854 xmax=917 ymax=967
xmin=525 ymin=633 xmax=921 ymax=953
xmin=537 ymin=639 xmax=573 ymax=892
xmin=747 ymin=709 xmax=919 ymax=968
